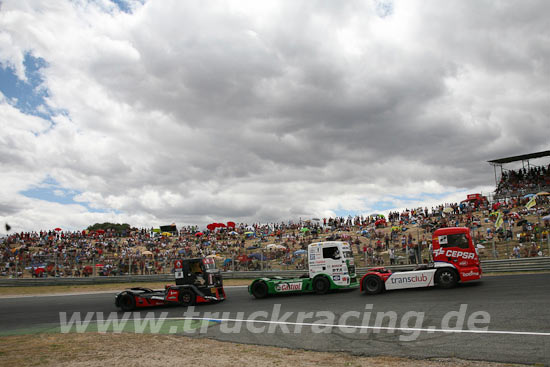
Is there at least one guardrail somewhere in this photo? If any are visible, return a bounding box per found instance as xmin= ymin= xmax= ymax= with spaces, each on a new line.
xmin=480 ymin=257 xmax=550 ymax=273
xmin=0 ymin=257 xmax=548 ymax=287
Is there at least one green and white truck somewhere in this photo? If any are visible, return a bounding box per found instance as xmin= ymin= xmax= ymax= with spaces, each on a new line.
xmin=248 ymin=241 xmax=359 ymax=298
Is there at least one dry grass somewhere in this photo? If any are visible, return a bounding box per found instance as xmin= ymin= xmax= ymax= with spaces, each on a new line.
xmin=0 ymin=333 xmax=525 ymax=367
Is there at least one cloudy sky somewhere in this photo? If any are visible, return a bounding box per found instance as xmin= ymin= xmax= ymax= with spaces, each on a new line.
xmin=1 ymin=0 xmax=549 ymax=233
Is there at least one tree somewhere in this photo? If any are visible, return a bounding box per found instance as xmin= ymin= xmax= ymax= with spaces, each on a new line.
xmin=87 ymin=222 xmax=131 ymax=234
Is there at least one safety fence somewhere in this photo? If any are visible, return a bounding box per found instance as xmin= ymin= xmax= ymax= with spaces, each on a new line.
xmin=0 ymin=257 xmax=548 ymax=287
xmin=479 ymin=256 xmax=550 ymax=273
xmin=0 ymin=254 xmax=279 ymax=279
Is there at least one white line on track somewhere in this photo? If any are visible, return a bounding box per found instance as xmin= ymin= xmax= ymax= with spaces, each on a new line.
xmin=179 ymin=317 xmax=550 ymax=337
xmin=86 ymin=316 xmax=550 ymax=337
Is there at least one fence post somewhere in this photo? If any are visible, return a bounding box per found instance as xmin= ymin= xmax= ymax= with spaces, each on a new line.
xmin=492 ymin=239 xmax=497 ymax=259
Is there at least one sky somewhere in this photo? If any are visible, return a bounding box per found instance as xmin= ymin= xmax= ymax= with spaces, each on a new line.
xmin=1 ymin=0 xmax=549 ymax=233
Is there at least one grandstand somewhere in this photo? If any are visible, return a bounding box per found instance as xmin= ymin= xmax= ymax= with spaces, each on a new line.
xmin=488 ymin=150 xmax=550 ymax=199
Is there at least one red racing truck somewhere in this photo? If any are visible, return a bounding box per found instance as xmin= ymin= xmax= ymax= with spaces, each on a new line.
xmin=360 ymin=227 xmax=482 ymax=295
xmin=461 ymin=193 xmax=488 ymax=208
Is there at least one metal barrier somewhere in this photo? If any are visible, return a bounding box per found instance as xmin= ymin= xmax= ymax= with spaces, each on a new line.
xmin=479 ymin=257 xmax=550 ymax=273
xmin=0 ymin=257 xmax=548 ymax=287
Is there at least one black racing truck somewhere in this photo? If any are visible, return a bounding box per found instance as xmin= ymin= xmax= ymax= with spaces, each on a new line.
xmin=115 ymin=257 xmax=225 ymax=311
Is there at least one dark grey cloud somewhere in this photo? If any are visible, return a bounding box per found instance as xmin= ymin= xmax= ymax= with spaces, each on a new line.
xmin=1 ymin=0 xmax=549 ymax=231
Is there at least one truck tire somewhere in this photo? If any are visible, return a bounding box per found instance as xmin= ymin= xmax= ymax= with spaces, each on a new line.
xmin=362 ymin=275 xmax=383 ymax=295
xmin=119 ymin=293 xmax=136 ymax=311
xmin=251 ymin=280 xmax=268 ymax=299
xmin=436 ymin=268 xmax=458 ymax=289
xmin=179 ymin=289 xmax=196 ymax=306
xmin=313 ymin=276 xmax=330 ymax=295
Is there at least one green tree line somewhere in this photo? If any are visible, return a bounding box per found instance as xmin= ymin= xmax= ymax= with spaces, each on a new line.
xmin=86 ymin=222 xmax=132 ymax=233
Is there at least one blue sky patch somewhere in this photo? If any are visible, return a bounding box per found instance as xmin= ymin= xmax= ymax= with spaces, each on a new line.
xmin=0 ymin=53 xmax=54 ymax=120
xmin=333 ymin=209 xmax=361 ymax=218
xmin=20 ymin=177 xmax=112 ymax=213
xmin=110 ymin=0 xmax=144 ymax=14
xmin=374 ymin=0 xmax=394 ymax=18
xmin=110 ymin=0 xmax=131 ymax=13
xmin=371 ymin=200 xmax=394 ymax=211
xmin=389 ymin=190 xmax=466 ymax=203
xmin=332 ymin=190 xmax=467 ymax=217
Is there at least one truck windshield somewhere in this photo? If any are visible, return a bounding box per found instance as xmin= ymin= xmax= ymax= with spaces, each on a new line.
xmin=203 ymin=262 xmax=217 ymax=270
xmin=342 ymin=251 xmax=353 ymax=259
xmin=322 ymin=246 xmax=341 ymax=259
xmin=440 ymin=233 xmax=470 ymax=249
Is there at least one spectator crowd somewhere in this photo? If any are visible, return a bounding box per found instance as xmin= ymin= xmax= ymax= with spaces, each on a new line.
xmin=495 ymin=165 xmax=550 ymax=198
xmin=2 ymin=195 xmax=550 ymax=278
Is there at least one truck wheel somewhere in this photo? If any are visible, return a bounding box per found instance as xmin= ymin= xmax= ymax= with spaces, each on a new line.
xmin=436 ymin=269 xmax=458 ymax=289
xmin=313 ymin=276 xmax=330 ymax=294
xmin=119 ymin=293 xmax=136 ymax=311
xmin=179 ymin=289 xmax=196 ymax=306
xmin=251 ymin=281 xmax=268 ymax=299
xmin=362 ymin=275 xmax=383 ymax=295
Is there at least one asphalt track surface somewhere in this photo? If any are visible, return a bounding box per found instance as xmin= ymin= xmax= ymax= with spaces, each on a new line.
xmin=1 ymin=273 xmax=549 ymax=365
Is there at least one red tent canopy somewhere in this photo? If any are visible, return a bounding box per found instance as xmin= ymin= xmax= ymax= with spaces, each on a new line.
xmin=237 ymin=254 xmax=250 ymax=263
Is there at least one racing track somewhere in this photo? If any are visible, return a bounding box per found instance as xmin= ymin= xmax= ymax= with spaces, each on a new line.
xmin=1 ymin=273 xmax=549 ymax=365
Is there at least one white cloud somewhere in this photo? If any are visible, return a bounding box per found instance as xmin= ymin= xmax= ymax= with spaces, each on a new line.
xmin=0 ymin=0 xmax=549 ymax=233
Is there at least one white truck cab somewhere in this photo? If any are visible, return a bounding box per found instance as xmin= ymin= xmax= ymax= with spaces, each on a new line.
xmin=308 ymin=241 xmax=357 ymax=287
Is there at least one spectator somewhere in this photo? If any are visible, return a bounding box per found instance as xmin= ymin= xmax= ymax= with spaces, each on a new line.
xmin=389 ymin=248 xmax=396 ymax=265
xmin=408 ymin=246 xmax=417 ymax=264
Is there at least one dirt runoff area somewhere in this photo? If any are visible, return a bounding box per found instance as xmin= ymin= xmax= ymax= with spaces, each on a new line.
xmin=0 ymin=333 xmax=524 ymax=367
